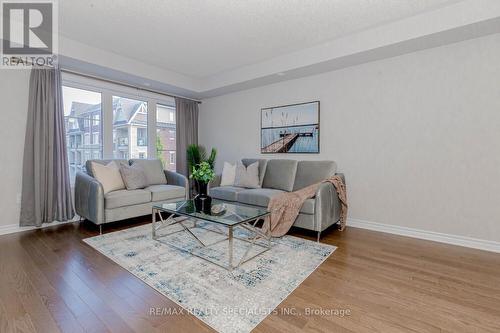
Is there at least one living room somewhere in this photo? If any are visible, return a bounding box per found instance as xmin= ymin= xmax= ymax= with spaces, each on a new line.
xmin=1 ymin=1 xmax=499 ymax=332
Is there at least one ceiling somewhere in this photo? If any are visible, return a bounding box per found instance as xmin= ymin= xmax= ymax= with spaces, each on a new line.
xmin=57 ymin=0 xmax=500 ymax=99
xmin=60 ymin=0 xmax=463 ymax=79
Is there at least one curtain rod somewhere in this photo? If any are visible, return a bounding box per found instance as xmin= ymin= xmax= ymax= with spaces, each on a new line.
xmin=60 ymin=68 xmax=202 ymax=104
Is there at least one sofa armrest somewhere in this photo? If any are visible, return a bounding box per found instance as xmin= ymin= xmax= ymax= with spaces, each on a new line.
xmin=74 ymin=171 xmax=105 ymax=224
xmin=314 ymin=173 xmax=345 ymax=232
xmin=336 ymin=172 xmax=345 ymax=185
xmin=164 ymin=170 xmax=188 ymax=188
xmin=165 ymin=170 xmax=189 ymax=199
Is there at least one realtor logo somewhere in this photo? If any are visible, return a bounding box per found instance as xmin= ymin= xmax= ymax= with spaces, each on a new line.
xmin=1 ymin=0 xmax=57 ymax=67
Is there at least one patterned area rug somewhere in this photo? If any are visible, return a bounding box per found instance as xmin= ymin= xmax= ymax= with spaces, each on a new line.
xmin=83 ymin=220 xmax=336 ymax=333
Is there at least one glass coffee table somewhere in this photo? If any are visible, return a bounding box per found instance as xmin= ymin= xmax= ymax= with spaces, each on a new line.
xmin=152 ymin=200 xmax=271 ymax=271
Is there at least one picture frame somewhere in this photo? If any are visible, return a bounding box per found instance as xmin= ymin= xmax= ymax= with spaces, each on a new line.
xmin=260 ymin=101 xmax=320 ymax=154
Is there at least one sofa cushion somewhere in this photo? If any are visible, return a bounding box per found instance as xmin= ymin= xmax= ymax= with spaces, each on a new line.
xmin=90 ymin=161 xmax=125 ymax=194
xmin=237 ymin=188 xmax=285 ymax=207
xmin=262 ymin=159 xmax=298 ymax=192
xmin=242 ymin=158 xmax=268 ymax=186
xmin=210 ymin=186 xmax=246 ymax=201
xmin=130 ymin=159 xmax=167 ymax=185
xmin=119 ymin=163 xmax=148 ymax=190
xmin=293 ymin=161 xmax=337 ymax=191
xmin=300 ymin=199 xmax=315 ymax=215
xmin=86 ymin=159 xmax=127 ymax=177
xmin=146 ymin=185 xmax=185 ymax=202
xmin=105 ymin=189 xmax=151 ymax=209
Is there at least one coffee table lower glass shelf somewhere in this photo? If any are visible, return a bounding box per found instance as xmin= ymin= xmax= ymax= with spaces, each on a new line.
xmin=152 ymin=200 xmax=272 ymax=271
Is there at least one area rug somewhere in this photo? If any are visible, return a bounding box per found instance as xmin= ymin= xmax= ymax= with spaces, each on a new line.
xmin=83 ymin=221 xmax=335 ymax=333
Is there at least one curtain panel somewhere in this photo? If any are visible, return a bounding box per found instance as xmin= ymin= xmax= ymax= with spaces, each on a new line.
xmin=20 ymin=67 xmax=75 ymax=226
xmin=175 ymin=97 xmax=199 ymax=177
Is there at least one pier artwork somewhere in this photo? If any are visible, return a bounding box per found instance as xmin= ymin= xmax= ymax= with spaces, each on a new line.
xmin=262 ymin=133 xmax=299 ymax=153
xmin=261 ymin=101 xmax=320 ymax=154
xmin=262 ymin=129 xmax=315 ymax=153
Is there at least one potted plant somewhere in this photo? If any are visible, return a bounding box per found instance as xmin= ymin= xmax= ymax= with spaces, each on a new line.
xmin=190 ymin=161 xmax=215 ymax=214
xmin=187 ymin=144 xmax=217 ymax=195
xmin=187 ymin=144 xmax=217 ymax=170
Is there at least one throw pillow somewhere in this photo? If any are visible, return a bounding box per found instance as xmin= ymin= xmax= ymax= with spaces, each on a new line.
xmin=119 ymin=163 xmax=148 ymax=190
xmin=234 ymin=161 xmax=260 ymax=189
xmin=220 ymin=162 xmax=236 ymax=186
xmin=91 ymin=161 xmax=126 ymax=194
xmin=130 ymin=159 xmax=167 ymax=185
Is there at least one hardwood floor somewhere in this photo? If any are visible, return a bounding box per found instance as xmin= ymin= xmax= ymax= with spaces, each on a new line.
xmin=1 ymin=218 xmax=499 ymax=333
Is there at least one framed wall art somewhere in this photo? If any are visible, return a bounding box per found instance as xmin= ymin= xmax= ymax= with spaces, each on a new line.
xmin=261 ymin=101 xmax=320 ymax=154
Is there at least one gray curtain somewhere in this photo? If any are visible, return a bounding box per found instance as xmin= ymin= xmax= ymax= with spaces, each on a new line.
xmin=20 ymin=67 xmax=75 ymax=226
xmin=175 ymin=97 xmax=199 ymax=177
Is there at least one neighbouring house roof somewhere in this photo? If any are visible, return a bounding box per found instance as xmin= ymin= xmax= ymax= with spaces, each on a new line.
xmin=112 ymin=99 xmax=145 ymax=125
xmin=70 ymin=101 xmax=100 ymax=117
xmin=68 ymin=102 xmax=101 ymax=132
xmin=68 ymin=99 xmax=147 ymax=126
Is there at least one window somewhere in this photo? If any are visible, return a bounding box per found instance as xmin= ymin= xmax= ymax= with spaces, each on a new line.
xmin=92 ymin=114 xmax=100 ymax=126
xmin=63 ymin=86 xmax=102 ymax=184
xmin=113 ymin=96 xmax=148 ymax=159
xmin=156 ymin=104 xmax=176 ymax=171
xmin=137 ymin=127 xmax=147 ymax=146
xmin=84 ymin=133 xmax=90 ymax=145
xmin=63 ymin=73 xmax=176 ymax=185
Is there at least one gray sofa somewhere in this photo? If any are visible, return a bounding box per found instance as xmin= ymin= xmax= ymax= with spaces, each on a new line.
xmin=75 ymin=159 xmax=188 ymax=233
xmin=209 ymin=158 xmax=345 ymax=241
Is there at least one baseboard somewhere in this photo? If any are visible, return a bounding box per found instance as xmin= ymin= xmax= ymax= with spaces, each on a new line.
xmin=0 ymin=219 xmax=77 ymax=237
xmin=348 ymin=218 xmax=500 ymax=253
xmin=2 ymin=216 xmax=499 ymax=253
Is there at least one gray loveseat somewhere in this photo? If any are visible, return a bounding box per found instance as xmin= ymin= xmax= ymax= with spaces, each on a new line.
xmin=75 ymin=159 xmax=188 ymax=233
xmin=209 ymin=158 xmax=345 ymax=241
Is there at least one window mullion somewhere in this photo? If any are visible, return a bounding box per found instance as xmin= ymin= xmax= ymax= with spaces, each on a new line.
xmin=102 ymin=91 xmax=114 ymax=159
xmin=148 ymin=100 xmax=157 ymax=160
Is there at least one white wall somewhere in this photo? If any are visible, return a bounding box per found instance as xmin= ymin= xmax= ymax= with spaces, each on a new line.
xmin=0 ymin=69 xmax=30 ymax=227
xmin=199 ymin=33 xmax=500 ymax=243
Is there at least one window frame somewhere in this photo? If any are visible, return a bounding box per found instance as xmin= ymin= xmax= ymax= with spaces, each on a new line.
xmin=62 ymin=72 xmax=175 ymax=161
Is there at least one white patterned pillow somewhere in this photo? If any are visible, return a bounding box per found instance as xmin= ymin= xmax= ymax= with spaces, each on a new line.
xmin=220 ymin=162 xmax=236 ymax=186
xmin=234 ymin=161 xmax=260 ymax=189
xmin=90 ymin=161 xmax=126 ymax=194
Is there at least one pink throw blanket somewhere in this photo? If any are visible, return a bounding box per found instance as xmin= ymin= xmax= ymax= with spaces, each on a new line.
xmin=262 ymin=176 xmax=348 ymax=237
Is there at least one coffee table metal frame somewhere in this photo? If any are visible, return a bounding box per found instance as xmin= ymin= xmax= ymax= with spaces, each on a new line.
xmin=152 ymin=201 xmax=272 ymax=271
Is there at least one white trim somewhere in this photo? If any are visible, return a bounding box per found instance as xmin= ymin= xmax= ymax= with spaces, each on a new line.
xmin=147 ymin=100 xmax=157 ymax=158
xmin=4 ymin=216 xmax=499 ymax=254
xmin=348 ymin=218 xmax=500 ymax=254
xmin=0 ymin=220 xmax=77 ymax=237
